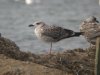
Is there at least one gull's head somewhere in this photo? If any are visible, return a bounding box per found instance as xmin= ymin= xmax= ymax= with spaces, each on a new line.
xmin=29 ymin=21 xmax=45 ymax=27
xmin=85 ymin=16 xmax=99 ymax=23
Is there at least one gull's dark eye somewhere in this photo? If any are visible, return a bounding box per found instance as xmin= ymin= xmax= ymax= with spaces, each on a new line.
xmin=36 ymin=22 xmax=41 ymax=25
xmin=94 ymin=18 xmax=96 ymax=21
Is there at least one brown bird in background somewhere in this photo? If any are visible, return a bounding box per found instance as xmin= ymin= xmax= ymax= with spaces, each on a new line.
xmin=80 ymin=16 xmax=100 ymax=46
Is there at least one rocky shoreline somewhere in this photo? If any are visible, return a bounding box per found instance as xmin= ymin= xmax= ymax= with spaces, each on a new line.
xmin=0 ymin=36 xmax=95 ymax=75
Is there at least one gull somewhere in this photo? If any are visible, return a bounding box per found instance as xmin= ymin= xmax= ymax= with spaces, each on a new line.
xmin=29 ymin=21 xmax=83 ymax=54
xmin=80 ymin=16 xmax=100 ymax=46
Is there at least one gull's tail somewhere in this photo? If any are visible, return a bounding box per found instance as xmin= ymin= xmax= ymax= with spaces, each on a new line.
xmin=72 ymin=32 xmax=83 ymax=37
xmin=63 ymin=29 xmax=83 ymax=38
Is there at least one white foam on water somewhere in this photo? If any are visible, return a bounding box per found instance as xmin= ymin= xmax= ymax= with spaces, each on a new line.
xmin=25 ymin=0 xmax=41 ymax=5
xmin=25 ymin=0 xmax=33 ymax=5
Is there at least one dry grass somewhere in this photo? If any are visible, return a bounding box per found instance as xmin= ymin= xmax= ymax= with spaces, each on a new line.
xmin=34 ymin=48 xmax=95 ymax=75
xmin=0 ymin=36 xmax=96 ymax=75
xmin=0 ymin=54 xmax=67 ymax=75
xmin=0 ymin=36 xmax=39 ymax=61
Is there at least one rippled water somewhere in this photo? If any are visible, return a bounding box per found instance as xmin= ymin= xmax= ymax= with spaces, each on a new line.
xmin=0 ymin=0 xmax=100 ymax=53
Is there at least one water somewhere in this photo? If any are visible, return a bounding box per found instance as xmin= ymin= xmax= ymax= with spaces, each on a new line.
xmin=0 ymin=0 xmax=100 ymax=53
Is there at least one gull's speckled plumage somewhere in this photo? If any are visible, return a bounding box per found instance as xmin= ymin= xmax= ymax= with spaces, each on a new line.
xmin=29 ymin=21 xmax=82 ymax=54
xmin=80 ymin=16 xmax=100 ymax=45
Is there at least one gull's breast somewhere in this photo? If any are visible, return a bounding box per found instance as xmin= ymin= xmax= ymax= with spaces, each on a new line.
xmin=34 ymin=27 xmax=43 ymax=39
xmin=34 ymin=27 xmax=58 ymax=42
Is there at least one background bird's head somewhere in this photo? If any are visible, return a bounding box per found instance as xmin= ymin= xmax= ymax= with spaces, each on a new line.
xmin=85 ymin=16 xmax=99 ymax=23
xmin=29 ymin=21 xmax=45 ymax=27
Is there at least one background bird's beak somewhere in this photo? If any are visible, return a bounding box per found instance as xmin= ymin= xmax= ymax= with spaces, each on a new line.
xmin=96 ymin=20 xmax=99 ymax=23
xmin=28 ymin=24 xmax=34 ymax=27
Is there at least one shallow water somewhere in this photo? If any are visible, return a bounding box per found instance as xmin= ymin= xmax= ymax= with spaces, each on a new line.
xmin=0 ymin=0 xmax=100 ymax=53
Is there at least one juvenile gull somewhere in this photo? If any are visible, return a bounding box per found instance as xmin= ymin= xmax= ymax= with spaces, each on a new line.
xmin=29 ymin=21 xmax=83 ymax=54
xmin=80 ymin=16 xmax=100 ymax=45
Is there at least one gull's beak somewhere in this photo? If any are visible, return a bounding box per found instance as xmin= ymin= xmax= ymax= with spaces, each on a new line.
xmin=96 ymin=20 xmax=99 ymax=23
xmin=28 ymin=24 xmax=34 ymax=27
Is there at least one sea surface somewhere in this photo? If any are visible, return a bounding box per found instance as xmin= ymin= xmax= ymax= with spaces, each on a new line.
xmin=0 ymin=0 xmax=100 ymax=53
